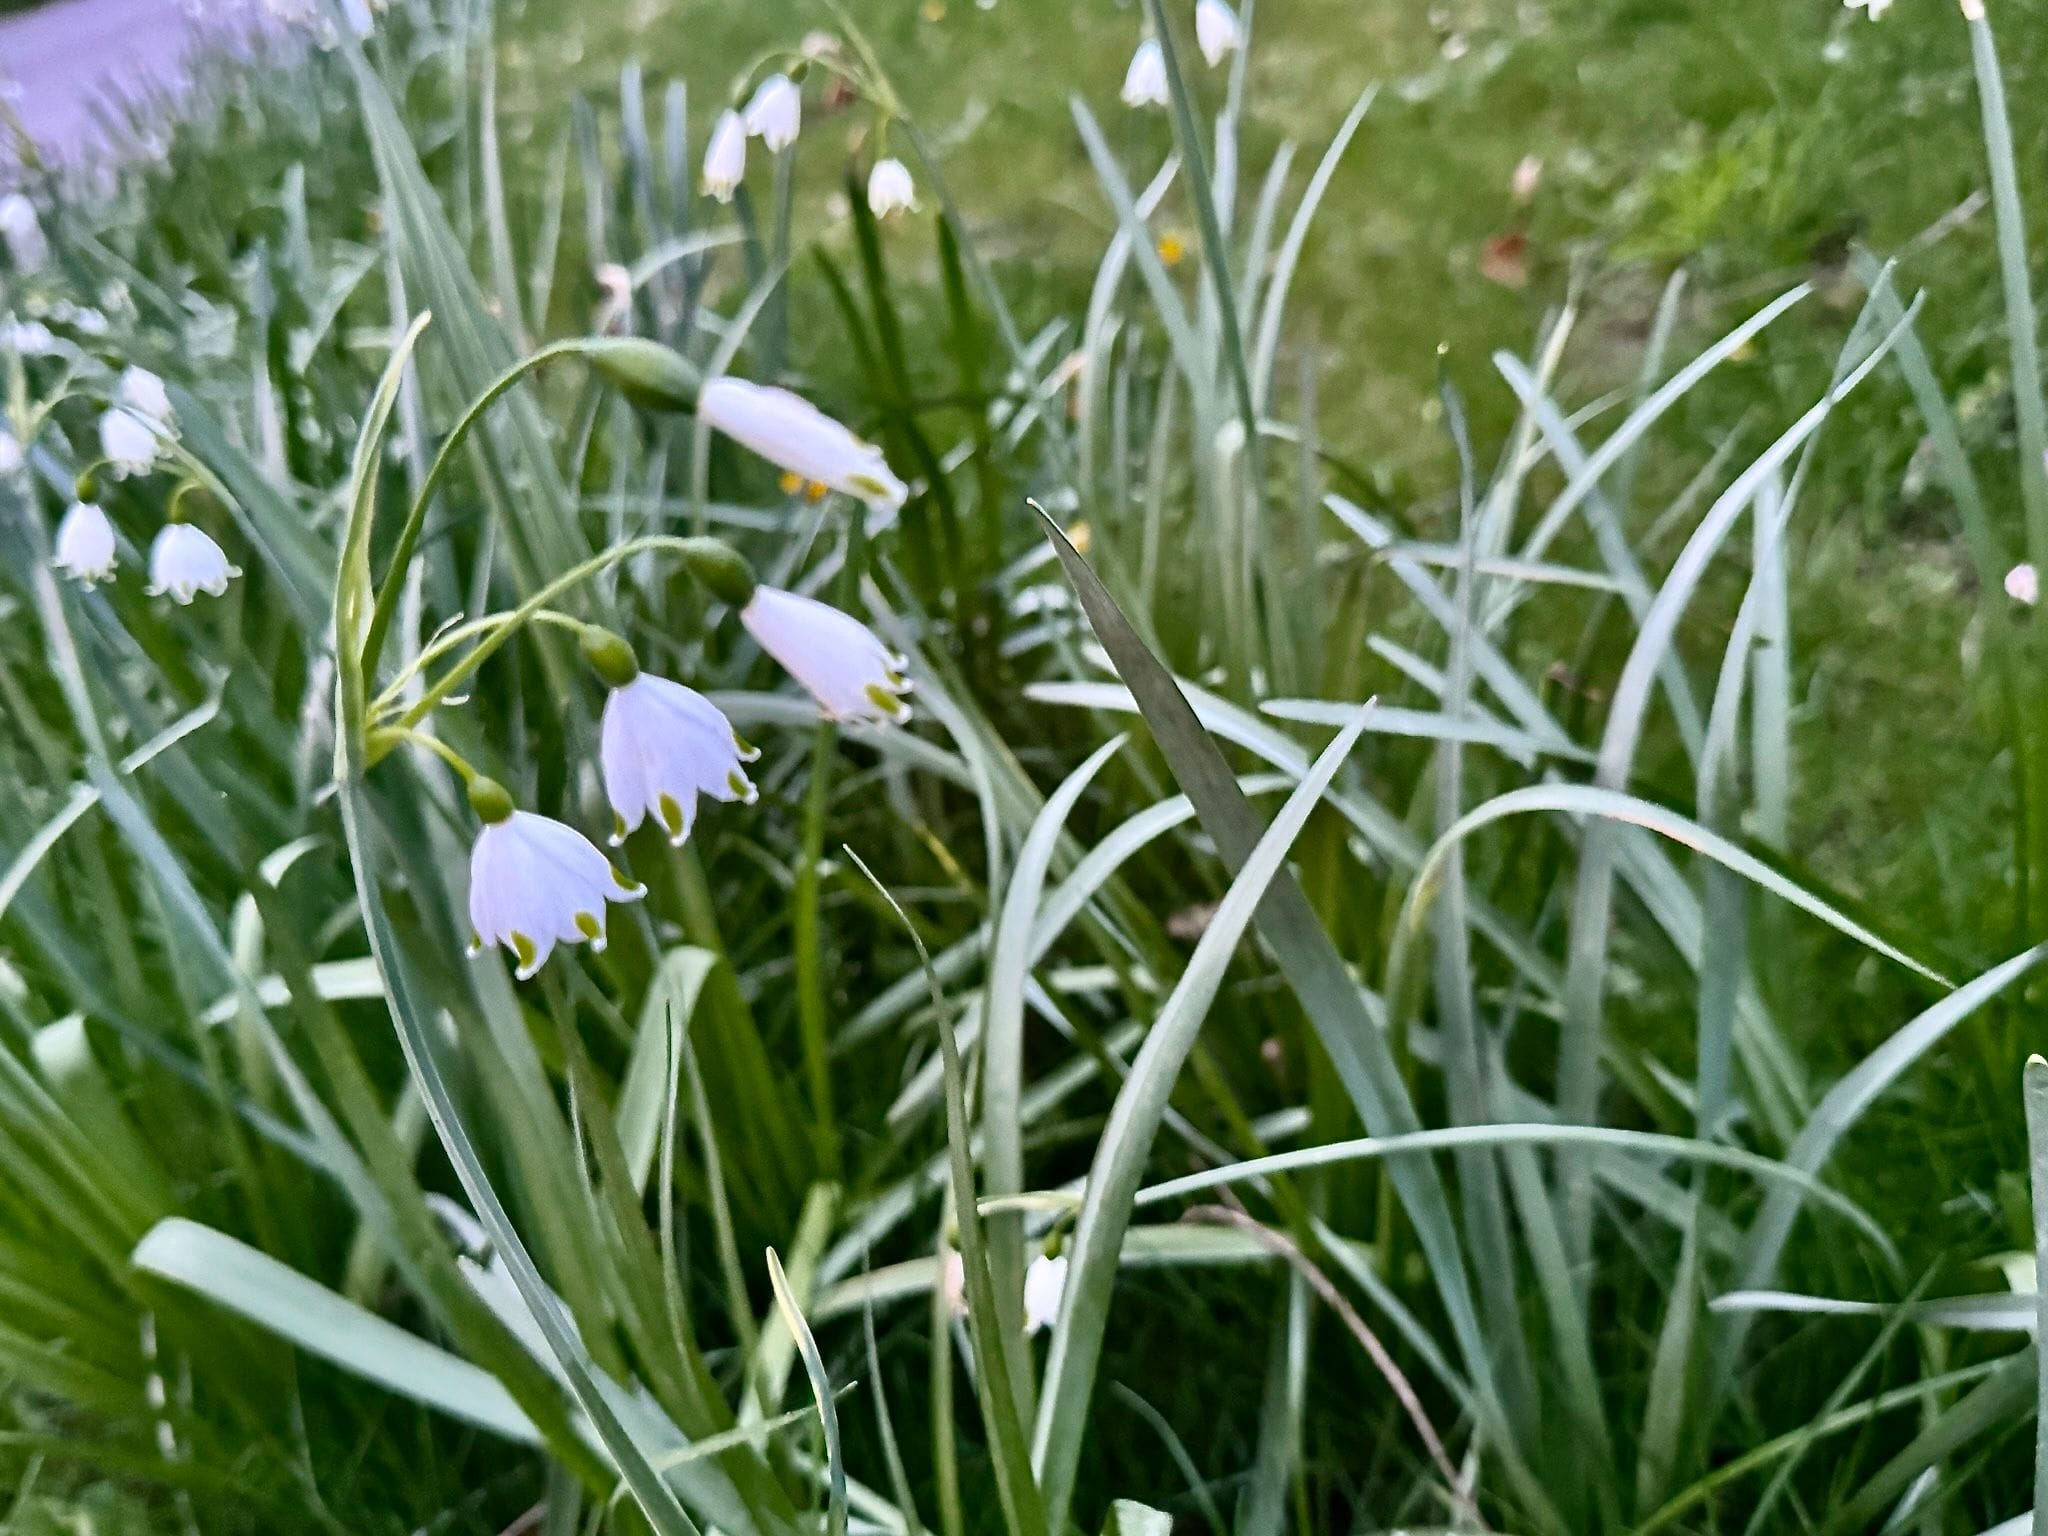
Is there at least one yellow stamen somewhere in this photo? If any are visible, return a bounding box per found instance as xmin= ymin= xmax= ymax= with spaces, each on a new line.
xmin=1156 ymin=233 xmax=1186 ymax=266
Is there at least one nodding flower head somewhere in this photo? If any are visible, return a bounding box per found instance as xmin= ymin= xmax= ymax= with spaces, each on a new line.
xmin=1195 ymin=0 xmax=1241 ymax=65
xmin=1122 ymin=39 xmax=1169 ymax=107
xmin=146 ymin=523 xmax=239 ymax=604
xmin=697 ymin=375 xmax=906 ymax=510
xmin=465 ymin=780 xmax=646 ymax=981
xmin=99 ymin=407 xmax=162 ymax=477
xmin=53 ymin=501 xmax=117 ymax=587
xmin=740 ymin=585 xmax=913 ymax=725
xmin=742 ymin=73 xmax=802 ymax=152
xmin=1023 ymin=1252 xmax=1069 ymax=1335
xmin=866 ymin=157 xmax=918 ymax=218
xmin=703 ymin=109 xmax=748 ymax=201
xmin=118 ymin=366 xmax=172 ymax=425
xmin=0 ymin=193 xmax=46 ymax=273
xmin=593 ymin=633 xmax=760 ymax=847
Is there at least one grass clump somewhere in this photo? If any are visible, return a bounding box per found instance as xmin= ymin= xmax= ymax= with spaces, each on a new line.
xmin=2 ymin=0 xmax=2048 ymax=1533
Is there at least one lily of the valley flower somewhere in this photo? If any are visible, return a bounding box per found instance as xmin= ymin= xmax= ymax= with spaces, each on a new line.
xmin=743 ymin=73 xmax=802 ymax=151
xmin=0 ymin=193 xmax=45 ymax=273
xmin=99 ymin=407 xmax=161 ymax=476
xmin=53 ymin=501 xmax=117 ymax=586
xmin=740 ymin=585 xmax=913 ymax=724
xmin=466 ymin=777 xmax=645 ymax=981
xmin=2007 ymin=563 xmax=2038 ymax=606
xmin=698 ymin=376 xmax=907 ymax=510
xmin=2 ymin=319 xmax=58 ymax=355
xmin=119 ymin=366 xmax=172 ymax=424
xmin=1844 ymin=0 xmax=1893 ymax=16
xmin=1023 ymin=1252 xmax=1069 ymax=1335
xmin=0 ymin=429 xmax=21 ymax=475
xmin=704 ymin=109 xmax=748 ymax=201
xmin=1122 ymin=39 xmax=1169 ymax=107
xmin=867 ymin=158 xmax=918 ymax=218
xmin=147 ymin=523 xmax=239 ymax=603
xmin=590 ymin=630 xmax=759 ymax=846
xmin=1195 ymin=0 xmax=1241 ymax=65
xmin=939 ymin=1249 xmax=968 ymax=1319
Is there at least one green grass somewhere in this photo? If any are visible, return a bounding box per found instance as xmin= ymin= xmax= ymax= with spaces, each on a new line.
xmin=1 ymin=0 xmax=2048 ymax=1532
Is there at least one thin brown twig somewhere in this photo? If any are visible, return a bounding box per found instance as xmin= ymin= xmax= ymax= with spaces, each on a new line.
xmin=1183 ymin=1202 xmax=1488 ymax=1533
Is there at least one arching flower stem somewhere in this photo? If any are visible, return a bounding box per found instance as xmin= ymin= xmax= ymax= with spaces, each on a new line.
xmin=365 ymin=723 xmax=485 ymax=783
xmin=366 ymin=534 xmax=757 ymax=764
xmin=359 ymin=337 xmax=611 ymax=678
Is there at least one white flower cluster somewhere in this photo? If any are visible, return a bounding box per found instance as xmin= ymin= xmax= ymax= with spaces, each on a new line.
xmin=698 ymin=65 xmax=924 ymax=222
xmin=25 ymin=363 xmax=243 ymax=603
xmin=465 ymin=587 xmax=911 ymax=982
xmin=1124 ymin=0 xmax=1242 ymax=107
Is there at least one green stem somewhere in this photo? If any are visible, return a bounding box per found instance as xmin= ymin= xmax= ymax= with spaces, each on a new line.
xmin=371 ymin=606 xmax=584 ymax=717
xmin=794 ymin=722 xmax=839 ymax=1173
xmin=365 ymin=725 xmax=482 ymax=783
xmin=360 ymin=338 xmax=604 ymax=678
xmin=369 ymin=533 xmax=748 ymax=761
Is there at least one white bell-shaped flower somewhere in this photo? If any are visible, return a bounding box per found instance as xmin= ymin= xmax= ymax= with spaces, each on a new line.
xmin=1195 ymin=0 xmax=1241 ymax=65
xmin=2007 ymin=563 xmax=2039 ymax=605
xmin=53 ymin=501 xmax=117 ymax=586
xmin=0 ymin=193 xmax=46 ymax=273
xmin=867 ymin=158 xmax=918 ymax=218
xmin=99 ymin=407 xmax=161 ymax=477
xmin=699 ymin=376 xmax=907 ymax=510
xmin=467 ymin=798 xmax=646 ymax=981
xmin=0 ymin=429 xmax=21 ymax=475
xmin=740 ymin=585 xmax=913 ymax=724
xmin=743 ymin=73 xmax=802 ymax=151
xmin=703 ymin=109 xmax=748 ymax=202
xmin=1122 ymin=39 xmax=1169 ymax=107
xmin=600 ymin=672 xmax=759 ymax=846
xmin=1023 ymin=1252 xmax=1069 ymax=1335
xmin=2 ymin=319 xmax=57 ymax=355
xmin=939 ymin=1249 xmax=968 ymax=1319
xmin=146 ymin=523 xmax=240 ymax=603
xmin=117 ymin=365 xmax=173 ymax=426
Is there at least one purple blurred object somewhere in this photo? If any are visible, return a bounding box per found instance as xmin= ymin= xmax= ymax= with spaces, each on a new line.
xmin=0 ymin=0 xmax=276 ymax=180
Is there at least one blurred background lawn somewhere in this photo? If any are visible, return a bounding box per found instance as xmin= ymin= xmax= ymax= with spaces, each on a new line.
xmin=488 ymin=0 xmax=2033 ymax=1067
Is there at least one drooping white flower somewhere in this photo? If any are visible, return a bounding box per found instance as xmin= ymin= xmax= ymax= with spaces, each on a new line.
xmin=1122 ymin=39 xmax=1169 ymax=107
xmin=698 ymin=376 xmax=907 ymax=510
xmin=118 ymin=366 xmax=172 ymax=426
xmin=600 ymin=673 xmax=759 ymax=846
xmin=1844 ymin=0 xmax=1893 ymax=16
xmin=1 ymin=318 xmax=57 ymax=355
xmin=740 ymin=585 xmax=913 ymax=724
xmin=703 ymin=109 xmax=748 ymax=202
xmin=0 ymin=429 xmax=21 ymax=475
xmin=146 ymin=523 xmax=240 ymax=603
xmin=1023 ymin=1252 xmax=1068 ymax=1335
xmin=0 ymin=193 xmax=46 ymax=273
xmin=867 ymin=158 xmax=918 ymax=218
xmin=467 ymin=808 xmax=646 ymax=980
xmin=53 ymin=502 xmax=117 ymax=586
xmin=743 ymin=73 xmax=802 ymax=152
xmin=1195 ymin=0 xmax=1241 ymax=66
xmin=98 ymin=407 xmax=162 ymax=477
xmin=2007 ymin=563 xmax=2039 ymax=606
xmin=593 ymin=262 xmax=633 ymax=335
xmin=939 ymin=1249 xmax=968 ymax=1318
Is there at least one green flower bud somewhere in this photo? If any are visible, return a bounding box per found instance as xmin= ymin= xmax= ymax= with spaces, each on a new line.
xmin=579 ymin=624 xmax=641 ymax=688
xmin=467 ymin=774 xmax=516 ymax=825
xmin=679 ymin=539 xmax=759 ymax=608
xmin=586 ymin=338 xmax=704 ymax=414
